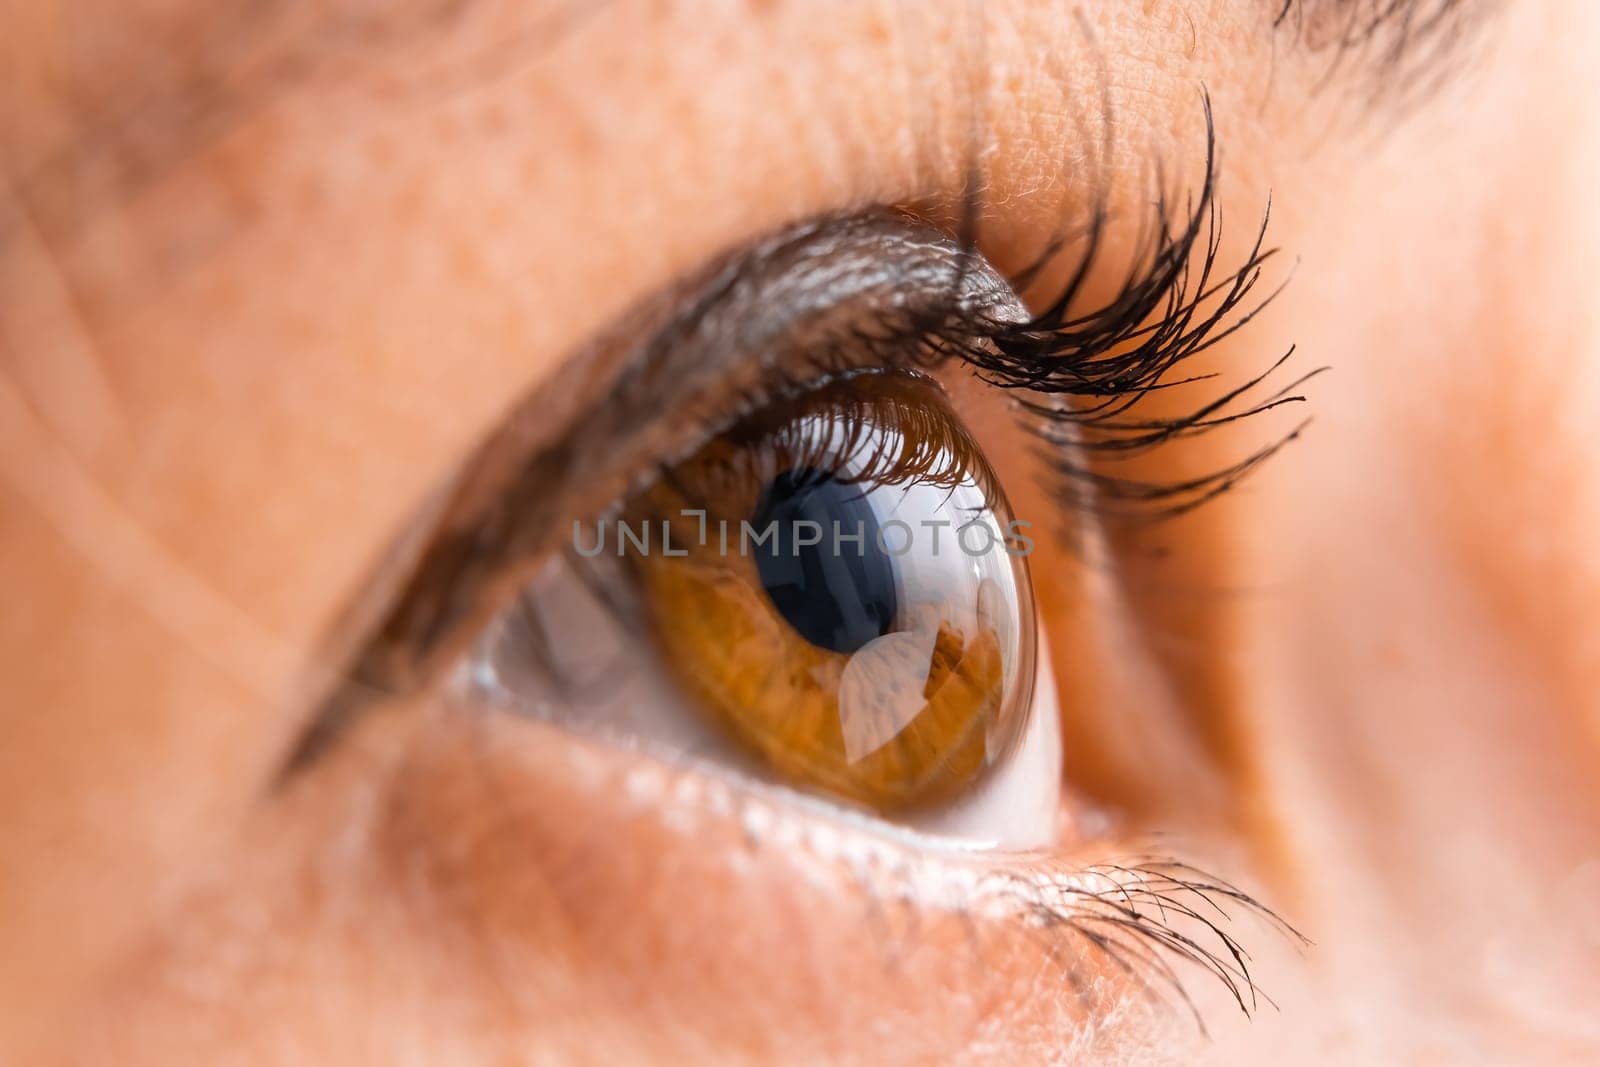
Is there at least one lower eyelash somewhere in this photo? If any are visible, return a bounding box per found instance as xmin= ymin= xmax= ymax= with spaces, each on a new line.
xmin=629 ymin=754 xmax=1305 ymax=1033
xmin=983 ymin=858 xmax=1305 ymax=1032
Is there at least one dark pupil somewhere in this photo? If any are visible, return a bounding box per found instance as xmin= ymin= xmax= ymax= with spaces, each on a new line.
xmin=752 ymin=468 xmax=898 ymax=655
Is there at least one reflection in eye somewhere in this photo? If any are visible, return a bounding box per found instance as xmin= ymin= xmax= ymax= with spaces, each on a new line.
xmin=630 ymin=371 xmax=1035 ymax=812
xmin=463 ymin=370 xmax=1063 ymax=847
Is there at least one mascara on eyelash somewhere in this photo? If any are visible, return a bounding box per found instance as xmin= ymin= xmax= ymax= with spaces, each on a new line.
xmin=925 ymin=99 xmax=1322 ymax=523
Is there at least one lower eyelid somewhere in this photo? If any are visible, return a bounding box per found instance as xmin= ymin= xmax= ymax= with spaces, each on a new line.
xmin=369 ymin=690 xmax=1291 ymax=1055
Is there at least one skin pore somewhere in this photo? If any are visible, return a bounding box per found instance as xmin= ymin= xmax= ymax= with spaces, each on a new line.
xmin=3 ymin=0 xmax=1600 ymax=1062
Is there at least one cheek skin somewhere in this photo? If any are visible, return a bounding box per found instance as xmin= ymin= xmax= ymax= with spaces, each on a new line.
xmin=1186 ymin=6 xmax=1600 ymax=1057
xmin=84 ymin=704 xmax=1207 ymax=1066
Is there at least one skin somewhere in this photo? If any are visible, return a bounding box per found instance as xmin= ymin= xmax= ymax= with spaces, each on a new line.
xmin=3 ymin=0 xmax=1599 ymax=1062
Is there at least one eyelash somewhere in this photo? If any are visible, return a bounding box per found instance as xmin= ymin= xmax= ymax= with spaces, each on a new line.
xmin=658 ymin=367 xmax=996 ymax=522
xmin=992 ymin=857 xmax=1307 ymax=1032
xmin=966 ymin=132 xmax=1316 ymax=523
xmin=630 ymin=755 xmax=1303 ymax=1034
xmin=692 ymin=103 xmax=1317 ymax=529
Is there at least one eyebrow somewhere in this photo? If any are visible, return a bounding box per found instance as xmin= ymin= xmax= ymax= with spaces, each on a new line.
xmin=12 ymin=0 xmax=1483 ymax=244
xmin=3 ymin=1 xmax=596 ymax=249
xmin=1272 ymin=0 xmax=1491 ymax=103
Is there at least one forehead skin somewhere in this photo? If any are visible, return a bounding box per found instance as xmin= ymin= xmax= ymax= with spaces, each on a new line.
xmin=3 ymin=0 xmax=1600 ymax=1063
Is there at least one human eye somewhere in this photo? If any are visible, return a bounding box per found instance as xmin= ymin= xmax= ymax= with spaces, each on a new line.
xmin=279 ymin=104 xmax=1307 ymax=1046
xmin=457 ymin=216 xmax=1058 ymax=848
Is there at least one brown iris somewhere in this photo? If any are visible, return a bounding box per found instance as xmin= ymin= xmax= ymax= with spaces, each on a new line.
xmin=622 ymin=372 xmax=1035 ymax=812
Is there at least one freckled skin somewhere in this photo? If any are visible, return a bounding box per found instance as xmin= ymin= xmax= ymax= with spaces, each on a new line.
xmin=2 ymin=1 xmax=1599 ymax=1063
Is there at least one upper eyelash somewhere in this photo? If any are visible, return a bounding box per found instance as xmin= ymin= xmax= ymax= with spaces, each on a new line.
xmin=672 ymin=105 xmax=1314 ymax=528
xmin=903 ymin=101 xmax=1321 ymax=523
xmin=661 ymin=368 xmax=994 ymax=513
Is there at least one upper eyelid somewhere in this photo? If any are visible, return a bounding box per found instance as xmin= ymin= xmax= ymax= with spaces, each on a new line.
xmin=281 ymin=212 xmax=1023 ymax=777
xmin=284 ymin=104 xmax=1309 ymax=776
